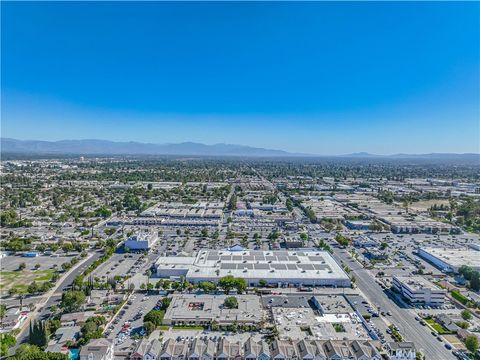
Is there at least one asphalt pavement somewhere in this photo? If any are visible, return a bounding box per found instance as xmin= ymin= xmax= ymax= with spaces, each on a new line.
xmin=12 ymin=250 xmax=104 ymax=352
xmin=328 ymin=238 xmax=455 ymax=360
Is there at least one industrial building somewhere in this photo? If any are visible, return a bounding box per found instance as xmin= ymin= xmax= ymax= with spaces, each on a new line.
xmin=417 ymin=247 xmax=480 ymax=272
xmin=155 ymin=249 xmax=351 ymax=287
xmin=392 ymin=276 xmax=446 ymax=306
xmin=345 ymin=220 xmax=372 ymax=231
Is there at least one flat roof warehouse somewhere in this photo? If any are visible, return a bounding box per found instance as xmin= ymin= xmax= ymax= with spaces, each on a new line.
xmin=155 ymin=249 xmax=350 ymax=287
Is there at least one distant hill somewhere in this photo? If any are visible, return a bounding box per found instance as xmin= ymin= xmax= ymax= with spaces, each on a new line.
xmin=341 ymin=151 xmax=480 ymax=161
xmin=1 ymin=138 xmax=478 ymax=162
xmin=0 ymin=138 xmax=298 ymax=157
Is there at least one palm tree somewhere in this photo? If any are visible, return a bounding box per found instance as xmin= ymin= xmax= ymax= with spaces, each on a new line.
xmin=145 ymin=269 xmax=152 ymax=292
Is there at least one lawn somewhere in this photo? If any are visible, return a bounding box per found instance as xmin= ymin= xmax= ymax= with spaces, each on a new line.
xmin=0 ymin=269 xmax=55 ymax=294
xmin=34 ymin=269 xmax=55 ymax=281
xmin=451 ymin=290 xmax=469 ymax=306
xmin=425 ymin=318 xmax=450 ymax=334
xmin=0 ymin=271 xmax=23 ymax=281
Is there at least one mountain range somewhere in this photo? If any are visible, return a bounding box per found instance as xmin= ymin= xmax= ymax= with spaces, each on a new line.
xmin=0 ymin=138 xmax=294 ymax=157
xmin=1 ymin=138 xmax=479 ymax=161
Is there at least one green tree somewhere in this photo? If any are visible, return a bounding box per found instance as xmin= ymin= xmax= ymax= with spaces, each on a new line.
xmin=258 ymin=279 xmax=268 ymax=287
xmin=461 ymin=310 xmax=472 ymax=321
xmin=0 ymin=333 xmax=16 ymax=357
xmin=144 ymin=321 xmax=155 ymax=335
xmin=211 ymin=320 xmax=219 ymax=331
xmin=28 ymin=320 xmax=49 ymax=348
xmin=60 ymin=291 xmax=86 ymax=312
xmin=0 ymin=304 xmax=6 ymax=323
xmin=455 ymin=321 xmax=470 ymax=329
xmin=224 ymin=296 xmax=238 ymax=309
xmin=218 ymin=275 xmax=236 ymax=293
xmin=466 ymin=335 xmax=479 ymax=354
xmin=228 ymin=194 xmax=237 ymax=211
xmin=198 ymin=281 xmax=217 ymax=293
xmin=143 ymin=310 xmax=165 ymax=327
xmin=286 ymin=198 xmax=293 ymax=212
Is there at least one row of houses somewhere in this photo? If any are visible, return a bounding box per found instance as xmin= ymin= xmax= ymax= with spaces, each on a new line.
xmin=131 ymin=337 xmax=382 ymax=360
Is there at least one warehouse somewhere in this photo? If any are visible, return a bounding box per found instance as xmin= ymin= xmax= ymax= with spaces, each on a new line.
xmin=417 ymin=247 xmax=480 ymax=272
xmin=155 ymin=249 xmax=351 ymax=287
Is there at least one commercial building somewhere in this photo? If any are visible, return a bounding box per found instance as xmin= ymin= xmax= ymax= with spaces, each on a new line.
xmin=163 ymin=294 xmax=263 ymax=326
xmin=382 ymin=217 xmax=460 ymax=235
xmin=392 ymin=276 xmax=446 ymax=306
xmin=124 ymin=231 xmax=158 ymax=251
xmin=155 ymin=249 xmax=351 ymax=287
xmin=417 ymin=247 xmax=480 ymax=272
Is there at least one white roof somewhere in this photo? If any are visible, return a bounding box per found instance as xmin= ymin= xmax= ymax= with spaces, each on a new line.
xmin=156 ymin=249 xmax=349 ymax=282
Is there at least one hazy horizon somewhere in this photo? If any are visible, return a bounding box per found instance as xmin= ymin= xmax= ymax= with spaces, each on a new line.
xmin=2 ymin=2 xmax=479 ymax=154
xmin=3 ymin=137 xmax=480 ymax=157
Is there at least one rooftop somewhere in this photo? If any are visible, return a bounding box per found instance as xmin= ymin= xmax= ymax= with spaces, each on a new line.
xmin=156 ymin=249 xmax=350 ymax=284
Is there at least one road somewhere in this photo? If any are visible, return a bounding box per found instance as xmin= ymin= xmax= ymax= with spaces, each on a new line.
xmin=255 ymin=169 xmax=457 ymax=359
xmin=329 ymin=238 xmax=455 ymax=360
xmin=12 ymin=250 xmax=104 ymax=352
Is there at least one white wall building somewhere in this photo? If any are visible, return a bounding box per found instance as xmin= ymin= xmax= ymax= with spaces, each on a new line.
xmin=155 ymin=249 xmax=351 ymax=287
xmin=124 ymin=231 xmax=158 ymax=251
xmin=418 ymin=247 xmax=480 ymax=273
xmin=392 ymin=276 xmax=445 ymax=306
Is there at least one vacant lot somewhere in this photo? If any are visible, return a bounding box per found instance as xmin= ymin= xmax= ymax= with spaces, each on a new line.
xmin=0 ymin=269 xmax=55 ymax=293
xmin=410 ymin=199 xmax=450 ymax=212
xmin=1 ymin=254 xmax=73 ymax=272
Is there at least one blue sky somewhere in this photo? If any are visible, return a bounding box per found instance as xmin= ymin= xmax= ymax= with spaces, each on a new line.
xmin=2 ymin=2 xmax=479 ymax=155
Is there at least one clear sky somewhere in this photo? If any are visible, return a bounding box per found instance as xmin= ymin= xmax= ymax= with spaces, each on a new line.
xmin=2 ymin=1 xmax=479 ymax=155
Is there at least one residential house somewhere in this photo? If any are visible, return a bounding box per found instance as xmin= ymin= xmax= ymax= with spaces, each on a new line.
xmin=349 ymin=341 xmax=381 ymax=360
xmin=60 ymin=311 xmax=95 ymax=327
xmin=160 ymin=338 xmax=188 ymax=360
xmin=189 ymin=338 xmax=207 ymax=360
xmin=79 ymin=338 xmax=114 ymax=360
xmin=435 ymin=314 xmax=460 ymax=333
xmin=145 ymin=339 xmax=163 ymax=360
xmin=322 ymin=340 xmax=351 ymax=360
xmin=271 ymin=340 xmax=298 ymax=360
xmin=245 ymin=338 xmax=271 ymax=360
xmin=311 ymin=341 xmax=328 ymax=360
xmin=131 ymin=338 xmax=151 ymax=360
xmin=296 ymin=340 xmax=315 ymax=360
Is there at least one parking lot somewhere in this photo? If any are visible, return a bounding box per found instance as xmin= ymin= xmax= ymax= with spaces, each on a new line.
xmin=106 ymin=293 xmax=164 ymax=353
xmin=91 ymin=253 xmax=144 ymax=280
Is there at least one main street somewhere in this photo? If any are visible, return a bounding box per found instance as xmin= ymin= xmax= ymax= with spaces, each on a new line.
xmin=328 ymin=235 xmax=455 ymax=360
xmin=259 ymin=168 xmax=457 ymax=359
xmin=11 ymin=250 xmax=104 ymax=353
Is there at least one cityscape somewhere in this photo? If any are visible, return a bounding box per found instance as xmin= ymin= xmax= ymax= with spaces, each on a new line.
xmin=1 ymin=2 xmax=479 ymax=360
